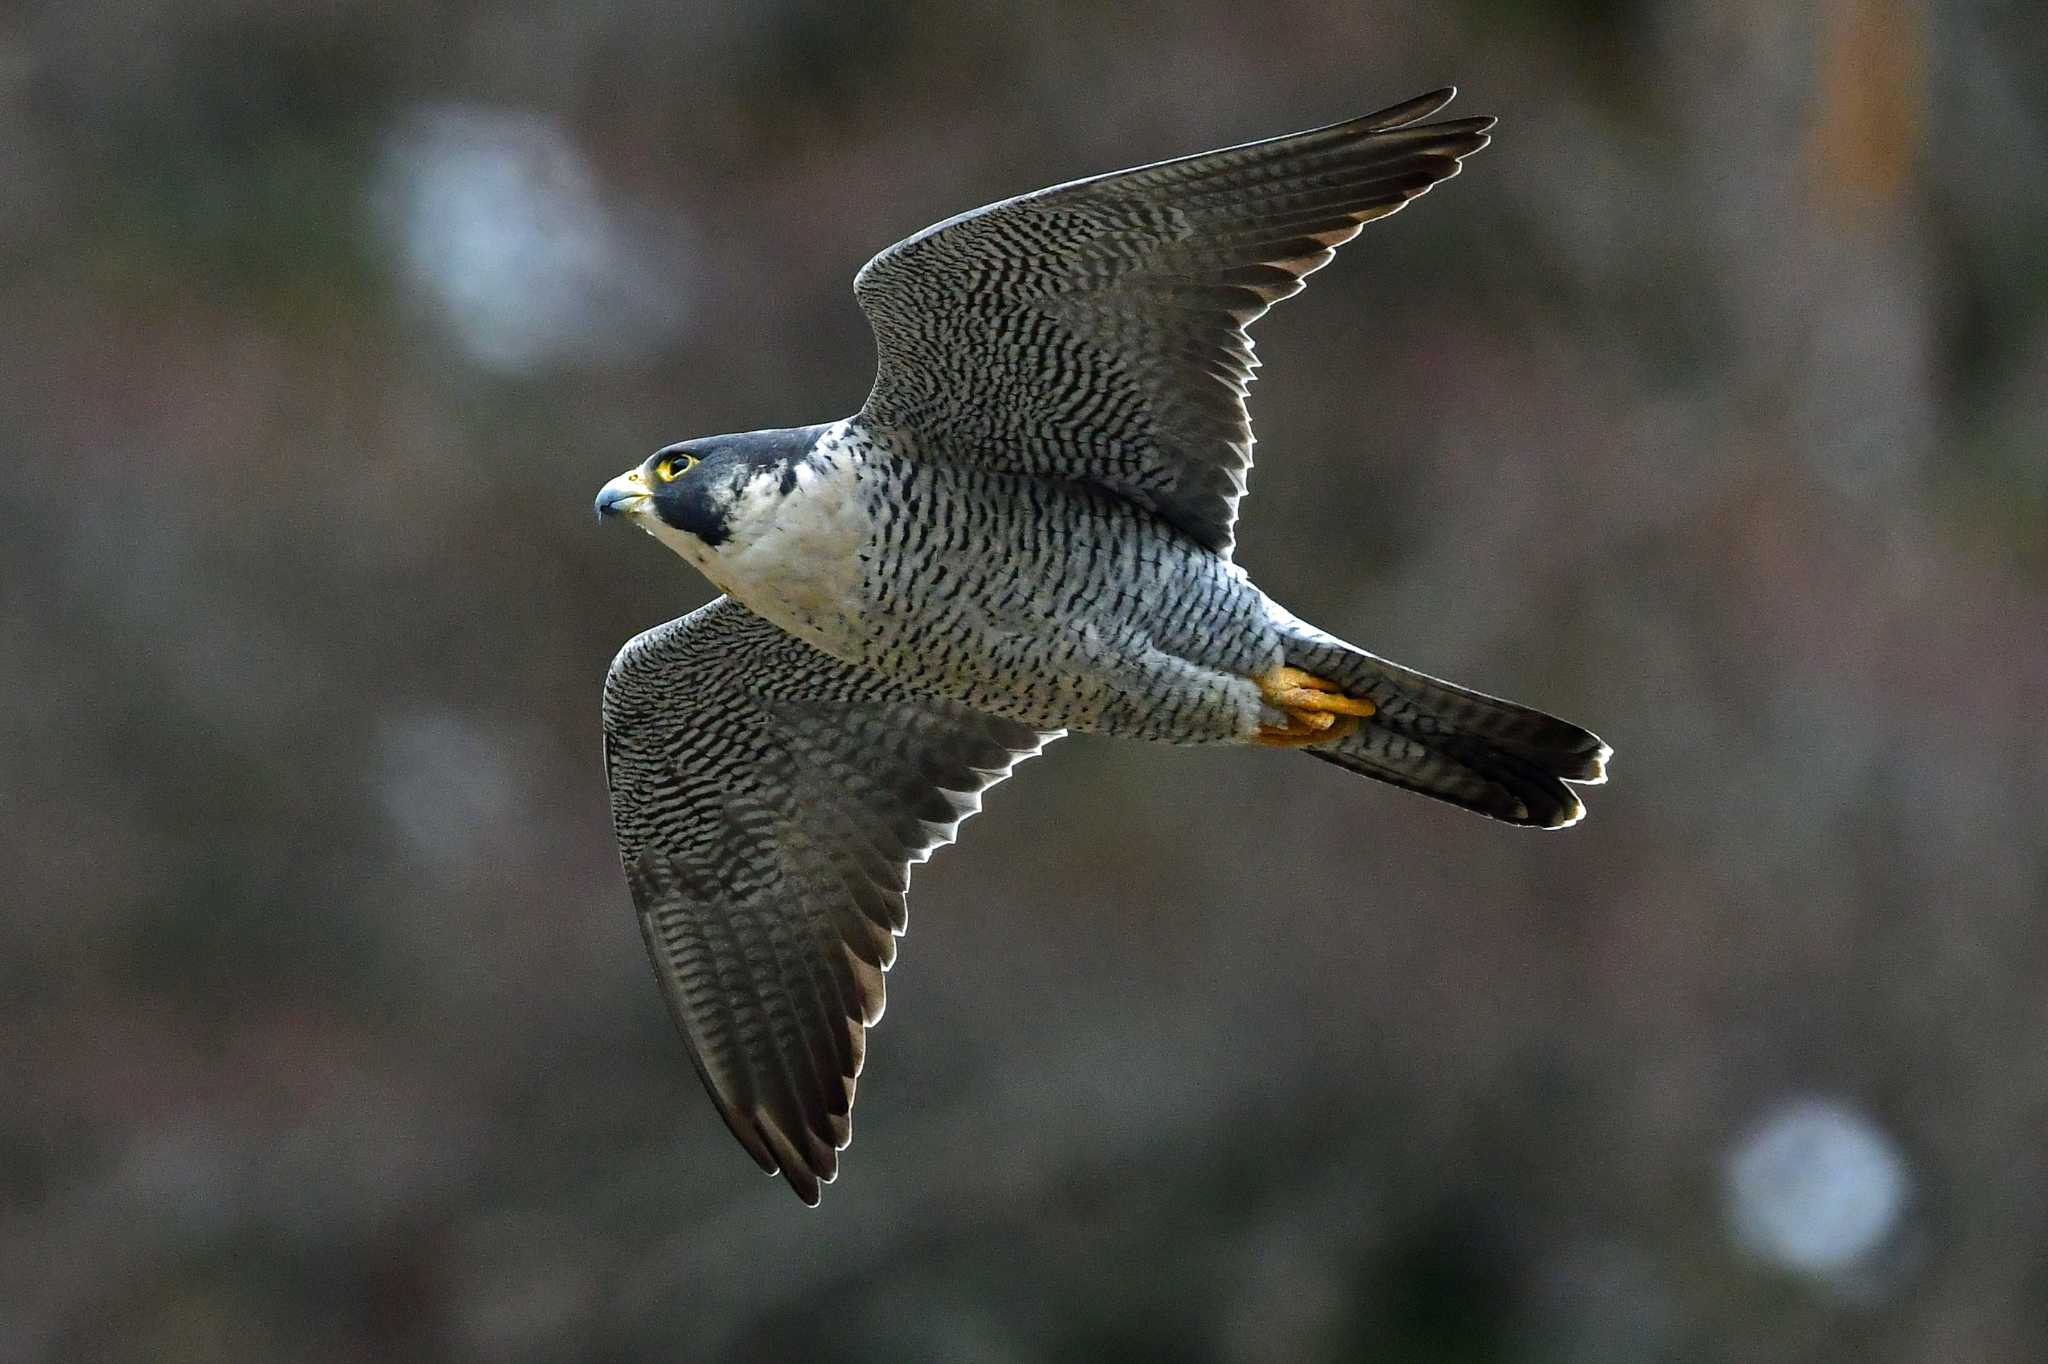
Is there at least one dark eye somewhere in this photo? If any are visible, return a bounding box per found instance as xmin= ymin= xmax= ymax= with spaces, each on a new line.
xmin=655 ymin=452 xmax=698 ymax=483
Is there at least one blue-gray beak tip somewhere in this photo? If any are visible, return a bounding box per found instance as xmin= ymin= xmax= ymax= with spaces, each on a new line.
xmin=595 ymin=474 xmax=651 ymax=522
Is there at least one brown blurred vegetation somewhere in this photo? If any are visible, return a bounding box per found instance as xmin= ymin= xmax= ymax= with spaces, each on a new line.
xmin=4 ymin=1 xmax=2046 ymax=1360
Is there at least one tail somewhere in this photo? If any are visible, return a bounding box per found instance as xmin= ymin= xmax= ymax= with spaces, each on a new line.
xmin=1280 ymin=629 xmax=1611 ymax=829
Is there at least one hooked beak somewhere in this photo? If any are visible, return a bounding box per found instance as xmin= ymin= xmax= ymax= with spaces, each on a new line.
xmin=595 ymin=469 xmax=652 ymax=520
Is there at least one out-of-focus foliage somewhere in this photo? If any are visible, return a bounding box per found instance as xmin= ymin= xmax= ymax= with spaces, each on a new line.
xmin=5 ymin=1 xmax=2045 ymax=1359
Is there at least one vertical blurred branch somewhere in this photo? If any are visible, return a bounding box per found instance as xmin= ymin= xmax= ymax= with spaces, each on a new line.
xmin=1809 ymin=0 xmax=1925 ymax=216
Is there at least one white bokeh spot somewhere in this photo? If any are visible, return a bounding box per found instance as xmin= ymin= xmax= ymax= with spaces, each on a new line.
xmin=1725 ymin=1095 xmax=1912 ymax=1285
xmin=372 ymin=102 xmax=688 ymax=373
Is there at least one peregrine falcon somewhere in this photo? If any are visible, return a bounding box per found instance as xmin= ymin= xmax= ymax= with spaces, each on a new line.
xmin=595 ymin=88 xmax=1609 ymax=1204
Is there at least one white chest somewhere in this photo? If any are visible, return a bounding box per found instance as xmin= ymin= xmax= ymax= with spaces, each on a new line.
xmin=666 ymin=444 xmax=872 ymax=651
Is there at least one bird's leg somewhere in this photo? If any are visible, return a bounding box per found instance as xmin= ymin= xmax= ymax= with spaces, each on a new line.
xmin=1253 ymin=665 xmax=1376 ymax=747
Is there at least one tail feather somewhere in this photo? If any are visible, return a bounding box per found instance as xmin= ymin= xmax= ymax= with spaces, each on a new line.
xmin=1282 ymin=633 xmax=1609 ymax=829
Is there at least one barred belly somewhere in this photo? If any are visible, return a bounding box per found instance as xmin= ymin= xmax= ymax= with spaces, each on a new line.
xmin=848 ymin=455 xmax=1281 ymax=741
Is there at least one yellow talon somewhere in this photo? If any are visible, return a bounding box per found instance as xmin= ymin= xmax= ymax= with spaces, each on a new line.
xmin=1252 ymin=664 xmax=1376 ymax=747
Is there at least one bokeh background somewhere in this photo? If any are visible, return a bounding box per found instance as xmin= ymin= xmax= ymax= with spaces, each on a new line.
xmin=6 ymin=0 xmax=2045 ymax=1359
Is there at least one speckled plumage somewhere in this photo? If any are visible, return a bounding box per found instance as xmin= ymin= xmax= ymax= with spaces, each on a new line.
xmin=595 ymin=88 xmax=1611 ymax=1204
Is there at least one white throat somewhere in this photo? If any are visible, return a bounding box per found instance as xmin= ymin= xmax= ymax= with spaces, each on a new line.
xmin=644 ymin=421 xmax=872 ymax=651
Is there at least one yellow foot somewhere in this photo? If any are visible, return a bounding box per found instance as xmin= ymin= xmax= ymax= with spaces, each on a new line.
xmin=1252 ymin=665 xmax=1376 ymax=748
xmin=1255 ymin=715 xmax=1359 ymax=747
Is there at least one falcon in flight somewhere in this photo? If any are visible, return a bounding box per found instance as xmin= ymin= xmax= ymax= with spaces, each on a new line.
xmin=595 ymin=88 xmax=1609 ymax=1204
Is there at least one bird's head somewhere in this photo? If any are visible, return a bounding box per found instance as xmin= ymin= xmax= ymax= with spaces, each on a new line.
xmin=596 ymin=426 xmax=824 ymax=564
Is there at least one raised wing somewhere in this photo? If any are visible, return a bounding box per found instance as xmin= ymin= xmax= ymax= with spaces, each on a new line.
xmin=603 ymin=597 xmax=1058 ymax=1204
xmin=854 ymin=87 xmax=1492 ymax=556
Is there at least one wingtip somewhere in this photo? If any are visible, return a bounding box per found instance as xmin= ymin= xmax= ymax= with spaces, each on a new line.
xmin=1581 ymin=740 xmax=1615 ymax=786
xmin=1352 ymin=88 xmax=1494 ymax=147
xmin=1367 ymin=86 xmax=1459 ymax=129
xmin=766 ymin=1143 xmax=825 ymax=1207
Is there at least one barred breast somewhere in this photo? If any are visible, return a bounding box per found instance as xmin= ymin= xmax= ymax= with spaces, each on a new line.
xmin=843 ymin=428 xmax=1283 ymax=741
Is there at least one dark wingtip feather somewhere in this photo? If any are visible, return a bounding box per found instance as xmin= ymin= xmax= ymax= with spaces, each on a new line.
xmin=754 ymin=1111 xmax=825 ymax=1206
xmin=786 ymin=1170 xmax=823 ymax=1207
xmin=1352 ymin=88 xmax=1497 ymax=143
xmin=1362 ymin=87 xmax=1460 ymax=130
xmin=1549 ymin=737 xmax=1612 ymax=786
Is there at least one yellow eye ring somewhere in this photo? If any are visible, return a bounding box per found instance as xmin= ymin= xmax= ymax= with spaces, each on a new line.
xmin=655 ymin=453 xmax=697 ymax=483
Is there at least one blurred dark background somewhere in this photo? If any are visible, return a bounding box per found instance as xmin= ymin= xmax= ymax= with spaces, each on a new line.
xmin=6 ymin=1 xmax=2045 ymax=1359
